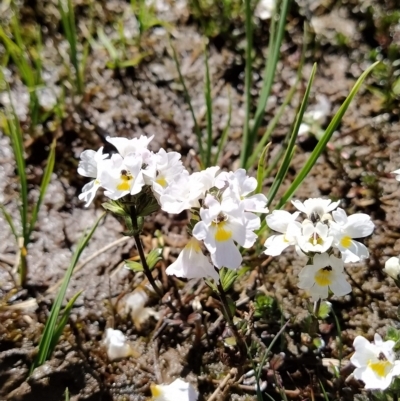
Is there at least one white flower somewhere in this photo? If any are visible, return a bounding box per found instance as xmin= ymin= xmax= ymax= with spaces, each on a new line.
xmin=263 ymin=210 xmax=302 ymax=256
xmin=292 ymin=198 xmax=340 ymax=222
xmin=330 ymin=208 xmax=374 ymax=263
xmin=160 ymin=166 xmax=220 ymax=214
xmin=78 ymin=147 xmax=108 ymax=206
xmin=255 ymin=0 xmax=275 ymax=20
xmin=122 ymin=289 xmax=159 ymax=330
xmin=106 ymin=135 xmax=153 ymax=158
xmin=192 ymin=194 xmax=260 ymax=269
xmin=166 ymin=237 xmax=218 ymax=280
xmin=151 ymin=378 xmax=198 ymax=401
xmin=151 ymin=149 xmax=186 ymax=199
xmin=297 ymin=253 xmax=351 ymax=301
xmin=298 ymin=95 xmax=331 ymax=138
xmin=351 ymin=333 xmax=400 ymax=390
xmin=392 ymin=169 xmax=400 ymax=182
xmin=297 ymin=221 xmax=333 ymax=254
xmin=103 ymin=328 xmax=137 ymax=361
xmin=384 ymin=256 xmax=400 ymax=281
xmin=99 ymin=153 xmax=145 ymax=200
xmin=215 ymin=169 xmax=269 ymax=213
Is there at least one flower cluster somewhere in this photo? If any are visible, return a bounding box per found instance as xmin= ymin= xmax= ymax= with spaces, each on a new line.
xmin=77 ymin=135 xmax=186 ymax=207
xmin=351 ymin=333 xmax=400 ymax=390
xmin=264 ymin=198 xmax=374 ymax=301
xmin=165 ymin=169 xmax=268 ymax=280
xmin=78 ymin=135 xmax=268 ymax=281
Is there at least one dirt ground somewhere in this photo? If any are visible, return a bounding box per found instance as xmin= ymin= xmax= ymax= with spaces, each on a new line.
xmin=1 ymin=0 xmax=400 ymax=400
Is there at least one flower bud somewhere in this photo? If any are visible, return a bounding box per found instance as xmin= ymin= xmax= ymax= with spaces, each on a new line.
xmin=384 ymin=257 xmax=400 ymax=281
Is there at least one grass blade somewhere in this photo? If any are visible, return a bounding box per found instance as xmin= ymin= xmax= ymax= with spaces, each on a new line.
xmin=246 ymin=22 xmax=308 ymax=169
xmin=267 ymin=63 xmax=317 ymax=206
xmin=30 ymin=213 xmax=105 ymax=372
xmin=250 ymin=0 xmax=291 ymax=145
xmin=5 ymin=103 xmax=28 ymax=245
xmin=170 ymin=41 xmax=204 ymax=167
xmin=204 ymin=48 xmax=213 ymax=167
xmin=28 ymin=139 xmax=56 ymax=238
xmin=0 ymin=204 xmax=19 ymax=242
xmin=213 ymin=86 xmax=232 ymax=165
xmin=239 ymin=0 xmax=253 ymax=168
xmin=49 ymin=290 xmax=83 ymax=354
xmin=256 ymin=143 xmax=271 ymax=194
xmin=276 ymin=61 xmax=380 ymax=209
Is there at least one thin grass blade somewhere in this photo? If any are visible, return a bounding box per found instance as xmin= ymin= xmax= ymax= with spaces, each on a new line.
xmin=5 ymin=102 xmax=28 ymax=244
xmin=239 ymin=0 xmax=253 ymax=168
xmin=170 ymin=41 xmax=204 ymax=166
xmin=247 ymin=22 xmax=308 ymax=169
xmin=276 ymin=61 xmax=380 ymax=209
xmin=256 ymin=143 xmax=271 ymax=194
xmin=213 ymin=86 xmax=232 ymax=165
xmin=49 ymin=290 xmax=83 ymax=354
xmin=244 ymin=0 xmax=291 ymax=165
xmin=30 ymin=213 xmax=105 ymax=372
xmin=28 ymin=139 xmax=56 ymax=238
xmin=204 ymin=48 xmax=213 ymax=167
xmin=0 ymin=204 xmax=19 ymax=241
xmin=267 ymin=63 xmax=317 ymax=206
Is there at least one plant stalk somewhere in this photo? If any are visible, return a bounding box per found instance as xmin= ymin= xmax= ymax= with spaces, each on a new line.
xmin=217 ymin=281 xmax=246 ymax=360
xmin=130 ymin=205 xmax=163 ymax=298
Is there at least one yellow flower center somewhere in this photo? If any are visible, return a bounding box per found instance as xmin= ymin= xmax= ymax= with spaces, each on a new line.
xmin=340 ymin=236 xmax=352 ymax=248
xmin=309 ymin=233 xmax=324 ymax=246
xmin=212 ymin=220 xmax=232 ymax=242
xmin=314 ymin=267 xmax=333 ymax=286
xmin=150 ymin=383 xmax=162 ymax=398
xmin=156 ymin=176 xmax=168 ymax=188
xmin=117 ymin=170 xmax=133 ymax=191
xmin=368 ymin=360 xmax=392 ymax=378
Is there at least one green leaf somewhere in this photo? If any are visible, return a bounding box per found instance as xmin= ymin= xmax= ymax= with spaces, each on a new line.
xmin=5 ymin=103 xmax=29 ymax=245
xmin=102 ymin=200 xmax=128 ymax=216
xmin=204 ymin=48 xmax=213 ymax=167
xmin=277 ymin=61 xmax=380 ymax=209
xmin=170 ymin=41 xmax=204 ymax=167
xmin=146 ymin=248 xmax=162 ymax=270
xmin=28 ymin=139 xmax=56 ymax=238
xmin=31 ymin=213 xmax=105 ymax=373
xmin=317 ymin=301 xmax=332 ymax=319
xmin=125 ymin=260 xmax=144 ymax=272
xmin=268 ymin=63 xmax=317 ymax=207
xmin=0 ymin=203 xmax=19 ymax=242
xmin=50 ymin=290 xmax=82 ymax=354
xmin=256 ymin=143 xmax=271 ymax=194
xmin=219 ymin=267 xmax=238 ymax=292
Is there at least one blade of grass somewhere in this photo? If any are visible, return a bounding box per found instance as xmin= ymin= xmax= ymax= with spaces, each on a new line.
xmin=246 ymin=21 xmax=308 ymax=169
xmin=65 ymin=388 xmax=70 ymax=401
xmin=267 ymin=63 xmax=317 ymax=206
xmin=239 ymin=0 xmax=253 ymax=168
xmin=213 ymin=86 xmax=232 ymax=165
xmin=256 ymin=143 xmax=271 ymax=194
xmin=6 ymin=101 xmax=28 ymax=245
xmin=250 ymin=0 xmax=291 ymax=141
xmin=170 ymin=41 xmax=205 ymax=167
xmin=0 ymin=204 xmax=19 ymax=242
xmin=28 ymin=139 xmax=56 ymax=238
xmin=49 ymin=290 xmax=83 ymax=354
xmin=204 ymin=48 xmax=213 ymax=167
xmin=276 ymin=61 xmax=380 ymax=209
xmin=30 ymin=213 xmax=105 ymax=372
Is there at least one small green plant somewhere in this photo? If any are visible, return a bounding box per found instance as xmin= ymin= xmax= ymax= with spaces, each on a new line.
xmin=0 ymin=105 xmax=56 ymax=287
xmin=30 ymin=214 xmax=104 ymax=373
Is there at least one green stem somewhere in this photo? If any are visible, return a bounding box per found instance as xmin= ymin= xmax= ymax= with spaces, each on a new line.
xmin=130 ymin=205 xmax=163 ymax=298
xmin=217 ymin=280 xmax=246 ymax=360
